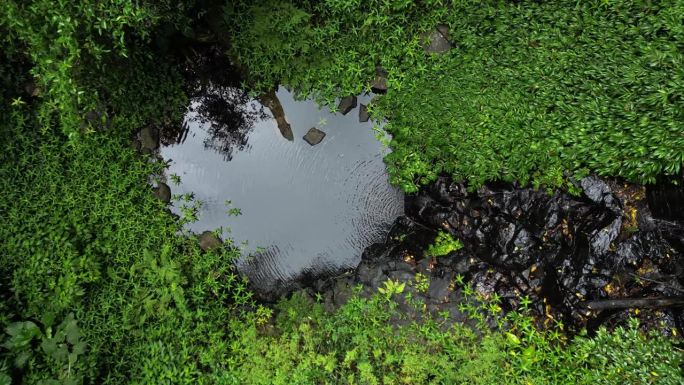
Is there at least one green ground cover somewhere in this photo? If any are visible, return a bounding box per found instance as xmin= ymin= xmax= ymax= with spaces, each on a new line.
xmin=229 ymin=0 xmax=684 ymax=191
xmin=228 ymin=290 xmax=683 ymax=385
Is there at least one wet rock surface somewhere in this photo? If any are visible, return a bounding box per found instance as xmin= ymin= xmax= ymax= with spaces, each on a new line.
xmin=423 ymin=26 xmax=451 ymax=54
xmin=278 ymin=176 xmax=684 ymax=335
xmin=140 ymin=126 xmax=159 ymax=151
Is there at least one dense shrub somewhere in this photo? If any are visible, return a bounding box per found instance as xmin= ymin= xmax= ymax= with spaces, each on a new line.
xmin=0 ymin=108 xmax=256 ymax=383
xmin=226 ymin=0 xmax=448 ymax=103
xmin=228 ymin=0 xmax=684 ymax=191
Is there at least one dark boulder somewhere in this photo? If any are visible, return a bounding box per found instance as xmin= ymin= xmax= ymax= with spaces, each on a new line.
xmin=337 ymin=95 xmax=357 ymax=115
xmin=153 ymin=182 xmax=171 ymax=204
xmin=581 ymin=176 xmax=621 ymax=213
xmin=370 ymin=65 xmax=388 ymax=93
xmin=140 ymin=126 xmax=159 ymax=150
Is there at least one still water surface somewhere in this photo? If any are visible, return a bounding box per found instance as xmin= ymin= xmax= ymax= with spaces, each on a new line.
xmin=160 ymin=88 xmax=403 ymax=292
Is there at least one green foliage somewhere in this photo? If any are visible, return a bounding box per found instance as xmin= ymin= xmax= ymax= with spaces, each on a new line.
xmin=378 ymin=0 xmax=684 ymax=190
xmin=412 ymin=272 xmax=429 ymax=293
xmin=229 ymin=0 xmax=684 ymax=191
xmin=226 ymin=0 xmax=448 ymax=105
xmin=0 ymin=109 xmax=251 ymax=383
xmin=0 ymin=0 xmax=194 ymax=137
xmin=0 ymin=315 xmax=86 ymax=385
xmin=2 ymin=1 xmax=683 ymax=383
xmin=377 ymin=279 xmax=406 ymax=300
xmin=425 ymin=230 xmax=463 ymax=257
xmin=226 ymin=289 xmax=684 ymax=385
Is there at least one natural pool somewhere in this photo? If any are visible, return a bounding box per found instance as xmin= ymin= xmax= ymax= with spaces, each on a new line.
xmin=160 ymin=87 xmax=404 ymax=293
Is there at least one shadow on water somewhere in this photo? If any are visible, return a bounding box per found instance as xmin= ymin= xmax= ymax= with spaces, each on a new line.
xmin=160 ymin=52 xmax=404 ymax=297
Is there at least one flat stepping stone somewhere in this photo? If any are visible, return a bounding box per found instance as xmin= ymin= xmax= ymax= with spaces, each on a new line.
xmin=337 ymin=95 xmax=357 ymax=115
xmin=303 ymin=127 xmax=326 ymax=145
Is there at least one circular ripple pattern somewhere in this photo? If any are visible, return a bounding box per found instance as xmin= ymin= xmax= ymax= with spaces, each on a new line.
xmin=161 ymin=89 xmax=404 ymax=293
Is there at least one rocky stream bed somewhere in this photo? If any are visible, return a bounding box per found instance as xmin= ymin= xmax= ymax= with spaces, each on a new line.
xmin=284 ymin=176 xmax=684 ymax=334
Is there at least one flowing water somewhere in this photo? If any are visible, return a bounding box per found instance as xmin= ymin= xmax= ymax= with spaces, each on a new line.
xmin=160 ymin=87 xmax=404 ymax=292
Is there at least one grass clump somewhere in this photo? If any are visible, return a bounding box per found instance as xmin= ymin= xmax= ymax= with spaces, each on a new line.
xmin=425 ymin=230 xmax=463 ymax=258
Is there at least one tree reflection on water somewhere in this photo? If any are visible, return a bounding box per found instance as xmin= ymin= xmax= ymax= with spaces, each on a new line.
xmin=161 ymin=45 xmax=267 ymax=161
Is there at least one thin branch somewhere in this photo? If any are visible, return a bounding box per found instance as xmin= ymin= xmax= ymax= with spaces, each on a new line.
xmin=581 ymin=297 xmax=684 ymax=311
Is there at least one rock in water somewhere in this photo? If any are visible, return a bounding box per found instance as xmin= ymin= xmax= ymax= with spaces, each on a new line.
xmin=260 ymin=89 xmax=294 ymax=141
xmin=359 ymin=104 xmax=370 ymax=122
xmin=337 ymin=95 xmax=357 ymax=115
xmin=303 ymin=127 xmax=326 ymax=146
xmin=153 ymin=182 xmax=171 ymax=203
xmin=199 ymin=231 xmax=222 ymax=252
xmin=140 ymin=126 xmax=159 ymax=150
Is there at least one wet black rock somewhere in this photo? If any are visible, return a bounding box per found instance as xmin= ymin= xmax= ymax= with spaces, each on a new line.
xmin=580 ymin=176 xmax=621 ymax=214
xmin=647 ymin=180 xmax=684 ymax=221
xmin=400 ymin=176 xmax=684 ymax=331
xmin=153 ymin=182 xmax=171 ymax=203
xmin=359 ymin=104 xmax=370 ymax=122
xmin=337 ymin=95 xmax=357 ymax=115
xmin=303 ymin=127 xmax=326 ymax=146
xmin=199 ymin=231 xmax=222 ymax=252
